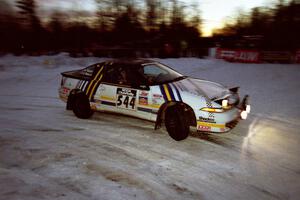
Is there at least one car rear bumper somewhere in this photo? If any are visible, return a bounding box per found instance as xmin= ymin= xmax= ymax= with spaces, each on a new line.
xmin=58 ymin=87 xmax=69 ymax=102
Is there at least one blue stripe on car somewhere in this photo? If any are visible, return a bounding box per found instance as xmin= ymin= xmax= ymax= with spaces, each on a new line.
xmin=171 ymin=83 xmax=182 ymax=101
xmin=166 ymin=84 xmax=176 ymax=101
xmin=159 ymin=85 xmax=167 ymax=101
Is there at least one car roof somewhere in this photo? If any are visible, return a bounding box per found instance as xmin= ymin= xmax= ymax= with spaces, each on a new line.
xmin=104 ymin=58 xmax=156 ymax=67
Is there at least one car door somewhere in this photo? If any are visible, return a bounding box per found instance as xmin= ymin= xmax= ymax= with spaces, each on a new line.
xmin=93 ymin=64 xmax=152 ymax=121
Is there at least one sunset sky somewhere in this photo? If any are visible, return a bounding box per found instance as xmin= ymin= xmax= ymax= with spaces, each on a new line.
xmin=197 ymin=0 xmax=276 ymax=36
xmin=13 ymin=0 xmax=278 ymax=37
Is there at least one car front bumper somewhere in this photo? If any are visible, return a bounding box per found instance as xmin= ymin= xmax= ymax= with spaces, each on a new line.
xmin=196 ymin=95 xmax=250 ymax=133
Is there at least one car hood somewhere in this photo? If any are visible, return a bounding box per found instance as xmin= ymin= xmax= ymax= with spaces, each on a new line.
xmin=175 ymin=78 xmax=231 ymax=100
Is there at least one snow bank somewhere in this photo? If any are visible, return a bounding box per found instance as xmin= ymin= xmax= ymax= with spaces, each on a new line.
xmin=1 ymin=54 xmax=300 ymax=200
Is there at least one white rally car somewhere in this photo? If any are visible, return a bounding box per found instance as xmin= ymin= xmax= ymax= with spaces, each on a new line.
xmin=59 ymin=59 xmax=250 ymax=141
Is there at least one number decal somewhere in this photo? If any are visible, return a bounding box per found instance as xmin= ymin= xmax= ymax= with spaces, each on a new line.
xmin=116 ymin=88 xmax=137 ymax=110
xmin=123 ymin=96 xmax=129 ymax=108
xmin=129 ymin=97 xmax=135 ymax=109
xmin=117 ymin=95 xmax=123 ymax=106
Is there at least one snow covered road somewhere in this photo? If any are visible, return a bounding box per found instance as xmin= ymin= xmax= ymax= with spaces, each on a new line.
xmin=0 ymin=54 xmax=299 ymax=200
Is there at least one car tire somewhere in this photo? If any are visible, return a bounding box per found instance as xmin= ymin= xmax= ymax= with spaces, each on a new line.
xmin=72 ymin=93 xmax=94 ymax=119
xmin=165 ymin=105 xmax=189 ymax=141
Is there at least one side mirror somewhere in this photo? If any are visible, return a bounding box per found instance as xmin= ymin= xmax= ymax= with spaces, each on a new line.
xmin=132 ymin=81 xmax=149 ymax=90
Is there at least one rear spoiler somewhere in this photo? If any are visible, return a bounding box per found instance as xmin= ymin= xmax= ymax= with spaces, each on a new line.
xmin=61 ymin=70 xmax=91 ymax=81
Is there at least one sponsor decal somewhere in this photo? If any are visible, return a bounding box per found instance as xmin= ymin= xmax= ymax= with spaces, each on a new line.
xmin=139 ymin=97 xmax=148 ymax=105
xmin=216 ymin=48 xmax=235 ymax=59
xmin=152 ymin=99 xmax=160 ymax=105
xmin=153 ymin=94 xmax=163 ymax=98
xmin=116 ymin=88 xmax=137 ymax=110
xmin=117 ymin=88 xmax=136 ymax=96
xmin=100 ymin=95 xmax=115 ymax=101
xmin=197 ymin=125 xmax=211 ymax=131
xmin=234 ymin=50 xmax=259 ymax=63
xmin=98 ymin=85 xmax=105 ymax=92
xmin=152 ymin=94 xmax=164 ymax=106
xmin=199 ymin=116 xmax=215 ymax=123
xmin=61 ymin=87 xmax=70 ymax=95
xmin=216 ymin=48 xmax=260 ymax=63
xmin=139 ymin=91 xmax=148 ymax=97
xmin=197 ymin=121 xmax=225 ymax=128
xmin=139 ymin=96 xmax=148 ymax=105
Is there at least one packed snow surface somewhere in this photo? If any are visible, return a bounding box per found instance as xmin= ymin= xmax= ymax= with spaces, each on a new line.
xmin=0 ymin=53 xmax=299 ymax=200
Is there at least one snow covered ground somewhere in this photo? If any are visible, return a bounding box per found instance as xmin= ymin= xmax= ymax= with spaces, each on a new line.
xmin=0 ymin=53 xmax=299 ymax=200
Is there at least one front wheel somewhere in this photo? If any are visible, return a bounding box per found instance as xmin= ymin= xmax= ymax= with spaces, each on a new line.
xmin=72 ymin=93 xmax=94 ymax=119
xmin=165 ymin=105 xmax=189 ymax=141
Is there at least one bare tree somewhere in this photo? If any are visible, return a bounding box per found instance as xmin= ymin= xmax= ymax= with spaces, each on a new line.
xmin=145 ymin=0 xmax=158 ymax=30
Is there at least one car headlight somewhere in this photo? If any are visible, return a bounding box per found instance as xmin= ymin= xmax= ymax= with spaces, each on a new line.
xmin=200 ymin=107 xmax=224 ymax=113
xmin=222 ymin=99 xmax=228 ymax=108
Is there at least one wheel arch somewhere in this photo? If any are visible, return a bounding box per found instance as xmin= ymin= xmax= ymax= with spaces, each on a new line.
xmin=154 ymin=101 xmax=197 ymax=130
xmin=66 ymin=89 xmax=84 ymax=110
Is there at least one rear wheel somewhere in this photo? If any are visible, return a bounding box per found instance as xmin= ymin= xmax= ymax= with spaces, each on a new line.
xmin=165 ymin=105 xmax=189 ymax=141
xmin=72 ymin=93 xmax=94 ymax=119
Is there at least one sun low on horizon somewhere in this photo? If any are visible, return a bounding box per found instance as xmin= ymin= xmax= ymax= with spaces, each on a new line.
xmin=197 ymin=0 xmax=276 ymax=37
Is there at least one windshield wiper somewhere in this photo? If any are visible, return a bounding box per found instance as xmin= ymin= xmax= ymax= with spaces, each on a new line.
xmin=157 ymin=76 xmax=187 ymax=85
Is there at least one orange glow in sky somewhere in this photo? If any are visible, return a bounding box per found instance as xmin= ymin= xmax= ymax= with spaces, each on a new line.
xmin=197 ymin=0 xmax=275 ymax=36
xmin=35 ymin=0 xmax=276 ymax=37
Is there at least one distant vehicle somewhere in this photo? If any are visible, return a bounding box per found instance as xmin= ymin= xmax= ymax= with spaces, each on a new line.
xmin=59 ymin=59 xmax=250 ymax=141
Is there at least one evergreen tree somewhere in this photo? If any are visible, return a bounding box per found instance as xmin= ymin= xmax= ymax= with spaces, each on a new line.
xmin=16 ymin=0 xmax=41 ymax=31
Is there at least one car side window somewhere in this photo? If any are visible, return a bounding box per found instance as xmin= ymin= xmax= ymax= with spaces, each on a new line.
xmin=117 ymin=67 xmax=129 ymax=85
xmin=142 ymin=64 xmax=169 ymax=84
xmin=144 ymin=65 xmax=167 ymax=76
xmin=103 ymin=65 xmax=130 ymax=86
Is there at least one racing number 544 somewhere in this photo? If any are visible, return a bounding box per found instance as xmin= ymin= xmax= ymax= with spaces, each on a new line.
xmin=116 ymin=88 xmax=136 ymax=110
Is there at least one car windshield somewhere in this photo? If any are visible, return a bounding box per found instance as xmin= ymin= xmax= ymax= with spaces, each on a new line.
xmin=140 ymin=62 xmax=185 ymax=85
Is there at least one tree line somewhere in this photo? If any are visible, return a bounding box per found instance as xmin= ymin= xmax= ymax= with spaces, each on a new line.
xmin=0 ymin=0 xmax=205 ymax=57
xmin=213 ymin=0 xmax=300 ymax=51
